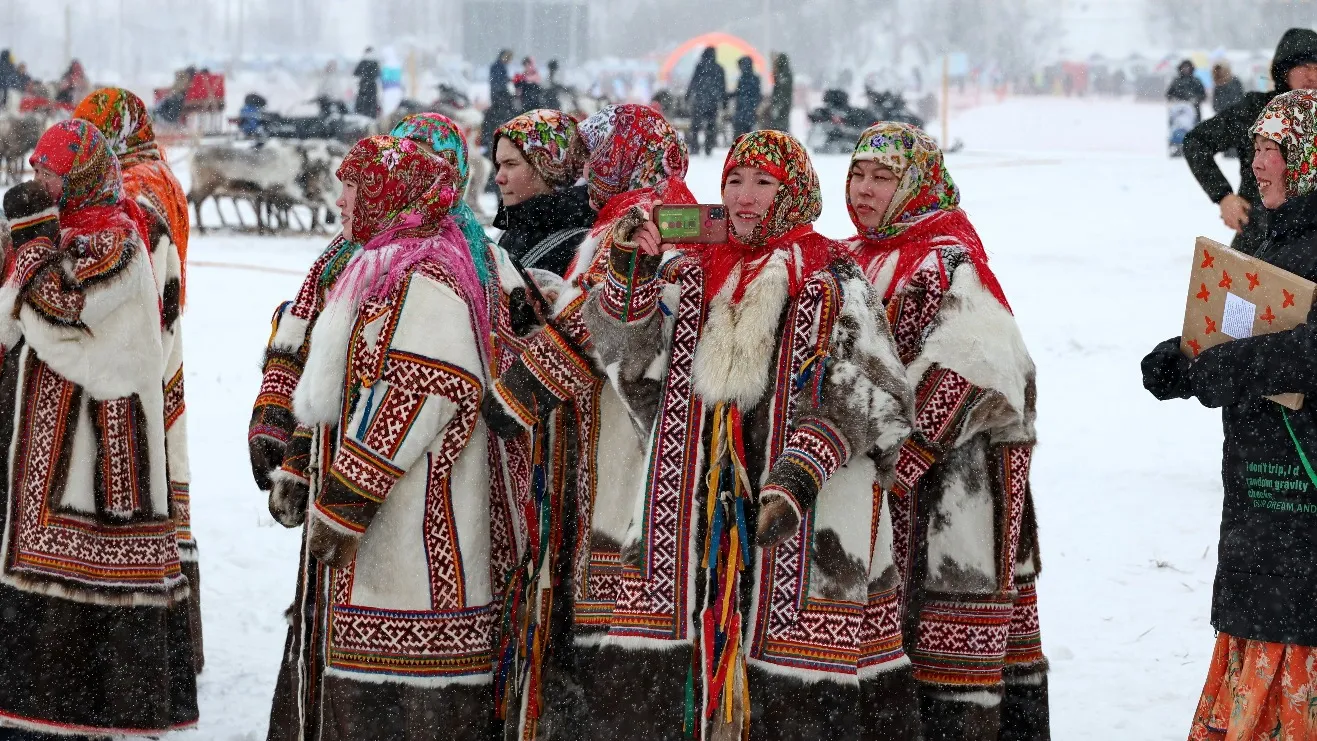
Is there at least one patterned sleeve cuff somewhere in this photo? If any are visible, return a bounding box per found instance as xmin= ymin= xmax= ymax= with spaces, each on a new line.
xmin=597 ymin=244 xmax=662 ymax=323
xmin=771 ymin=419 xmax=851 ymax=510
xmin=316 ymin=438 xmax=400 ymax=534
xmin=520 ymin=321 xmax=599 ymax=401
xmin=11 ymin=236 xmax=57 ymax=288
xmin=25 ymin=267 xmax=85 ymax=325
xmin=891 ymin=436 xmax=937 ymax=496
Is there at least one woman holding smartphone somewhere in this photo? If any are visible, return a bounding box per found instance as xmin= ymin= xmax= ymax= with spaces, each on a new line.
xmin=578 ymin=130 xmax=914 ymax=739
xmin=1143 ymin=89 xmax=1317 ymax=741
xmin=844 ymin=122 xmax=1046 ymax=741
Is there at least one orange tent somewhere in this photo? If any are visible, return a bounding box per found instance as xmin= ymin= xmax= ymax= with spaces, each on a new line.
xmin=660 ymin=32 xmax=771 ymax=88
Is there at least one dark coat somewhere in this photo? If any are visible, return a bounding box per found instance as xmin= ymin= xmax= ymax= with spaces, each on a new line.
xmin=766 ymin=58 xmax=793 ymax=132
xmin=494 ymin=185 xmax=595 ymax=276
xmin=1213 ymin=76 xmax=1245 ymax=114
xmin=732 ymin=67 xmax=762 ymax=125
xmin=353 ymin=58 xmax=380 ymax=117
xmin=1167 ymin=72 xmax=1206 ymax=107
xmin=1142 ymin=190 xmax=1317 ymax=646
xmin=1183 ymin=29 xmax=1317 ymax=255
xmin=686 ymin=52 xmax=727 ymax=116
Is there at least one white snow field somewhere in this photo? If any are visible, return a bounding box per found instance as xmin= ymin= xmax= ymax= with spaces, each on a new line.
xmin=175 ymin=97 xmax=1238 ymax=739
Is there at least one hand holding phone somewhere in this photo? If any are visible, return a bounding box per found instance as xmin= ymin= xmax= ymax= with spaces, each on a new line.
xmin=655 ymin=204 xmax=729 ymax=244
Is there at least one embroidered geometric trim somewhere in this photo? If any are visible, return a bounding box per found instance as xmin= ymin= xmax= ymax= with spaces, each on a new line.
xmin=913 ymin=596 xmax=1013 ymax=688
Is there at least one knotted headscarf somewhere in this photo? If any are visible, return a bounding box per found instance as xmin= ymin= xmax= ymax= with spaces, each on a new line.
xmin=1251 ymin=89 xmax=1317 ymax=200
xmin=30 ymin=118 xmax=149 ymax=244
xmin=700 ymin=130 xmax=835 ymax=304
xmin=493 ymin=109 xmax=587 ymax=190
xmin=847 ymin=122 xmax=1009 ymax=310
xmin=390 ymin=112 xmax=491 ymax=284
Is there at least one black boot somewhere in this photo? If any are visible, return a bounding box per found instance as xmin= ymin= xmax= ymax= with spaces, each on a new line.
xmin=1000 ymin=673 xmax=1050 ymax=741
xmin=919 ymin=687 xmax=1003 ymax=741
xmin=858 ymin=665 xmax=920 ymax=741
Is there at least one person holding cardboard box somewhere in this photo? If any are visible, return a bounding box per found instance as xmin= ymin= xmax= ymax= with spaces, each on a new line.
xmin=1142 ymin=89 xmax=1317 ymax=740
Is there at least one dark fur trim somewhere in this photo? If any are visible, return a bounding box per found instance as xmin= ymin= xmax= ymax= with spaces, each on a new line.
xmin=584 ymin=644 xmax=689 ymax=738
xmin=858 ymin=664 xmax=920 ymax=741
xmin=999 ymin=674 xmax=1051 ymax=741
xmin=810 ymin=527 xmax=868 ymax=601
xmin=181 ymin=559 xmax=204 ymax=674
xmin=161 ymin=276 xmax=181 ymax=332
xmin=919 ymin=689 xmax=1003 ymax=741
xmin=319 ymin=675 xmax=495 ymax=741
xmin=749 ymin=665 xmax=861 ymax=741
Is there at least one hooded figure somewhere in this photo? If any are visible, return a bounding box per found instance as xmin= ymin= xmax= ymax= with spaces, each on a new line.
xmin=491 ymin=109 xmax=594 ymax=275
xmin=732 ymin=55 xmax=763 ymax=139
xmin=353 ymin=47 xmax=381 ymax=118
xmin=1144 ymin=89 xmax=1317 ymax=741
xmin=264 ymin=136 xmax=523 ymax=741
xmin=1185 ymin=27 xmax=1317 ymax=255
xmin=577 ymin=130 xmax=913 ymax=739
xmin=686 ymin=47 xmax=728 ymax=156
xmin=0 ymin=120 xmax=197 ymax=737
xmin=74 ymin=86 xmax=202 ymax=672
xmin=845 ymin=122 xmax=1046 ymax=740
xmin=1167 ymin=59 xmax=1208 ymax=120
xmin=766 ymin=53 xmax=794 ymax=133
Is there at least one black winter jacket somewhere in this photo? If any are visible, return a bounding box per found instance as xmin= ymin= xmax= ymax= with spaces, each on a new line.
xmin=732 ymin=71 xmax=762 ymax=124
xmin=494 ymin=185 xmax=595 ymax=277
xmin=1143 ymin=191 xmax=1317 ymax=645
xmin=1183 ymin=28 xmax=1317 ymax=256
xmin=686 ymin=57 xmax=727 ymax=115
xmin=1212 ymin=77 xmax=1245 ymax=114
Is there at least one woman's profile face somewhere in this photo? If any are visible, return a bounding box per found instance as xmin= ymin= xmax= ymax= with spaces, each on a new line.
xmin=33 ymin=165 xmax=62 ymax=203
xmin=849 ymin=160 xmax=900 ymax=230
xmin=1252 ymin=136 xmax=1288 ymax=210
xmin=336 ymin=180 xmax=358 ymax=241
xmin=722 ymin=166 xmax=781 ymax=239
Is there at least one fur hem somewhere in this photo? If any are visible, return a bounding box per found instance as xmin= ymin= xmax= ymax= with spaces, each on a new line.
xmin=746 ymin=656 xmax=861 ymax=686
xmin=573 ymin=631 xmax=611 ymax=648
xmin=1004 ymin=667 xmax=1049 ymax=686
xmin=270 ymin=312 xmax=310 ymax=354
xmin=310 ymin=504 xmax=362 ymax=538
xmin=599 ymin=633 xmax=693 ymax=652
xmin=0 ymin=709 xmax=198 ymax=737
xmin=0 ymin=570 xmax=190 ymax=608
xmin=927 ymin=688 xmax=1003 ymax=708
xmin=272 ymin=465 xmax=310 ymax=487
xmin=324 ymin=666 xmax=493 ymax=688
xmin=294 ymin=291 xmax=356 ymax=425
xmin=857 ymin=654 xmax=914 ymax=680
xmin=178 ymin=541 xmax=200 ymax=563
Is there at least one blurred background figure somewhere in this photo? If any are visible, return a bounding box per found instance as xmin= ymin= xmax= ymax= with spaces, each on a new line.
xmin=352 ymin=47 xmax=380 ymax=117
xmin=483 ymin=48 xmax=516 ymax=153
xmin=515 ymin=56 xmax=543 ymax=110
xmin=1211 ymin=62 xmax=1244 ymax=114
xmin=53 ymin=58 xmax=87 ymax=105
xmin=685 ymin=46 xmax=725 ymax=155
xmin=764 ymin=52 xmax=793 ymax=132
xmin=1166 ymin=59 xmax=1206 ymax=123
xmin=731 ymin=54 xmax=761 ymax=138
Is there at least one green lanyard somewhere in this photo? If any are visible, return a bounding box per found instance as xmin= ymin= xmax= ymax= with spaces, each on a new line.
xmin=1281 ymin=409 xmax=1317 ymax=489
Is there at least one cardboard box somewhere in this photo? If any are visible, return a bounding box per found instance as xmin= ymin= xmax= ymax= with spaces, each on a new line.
xmin=1181 ymin=236 xmax=1317 ymax=410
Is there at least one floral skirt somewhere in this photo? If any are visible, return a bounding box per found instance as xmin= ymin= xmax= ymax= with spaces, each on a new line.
xmin=1188 ymin=632 xmax=1317 ymax=741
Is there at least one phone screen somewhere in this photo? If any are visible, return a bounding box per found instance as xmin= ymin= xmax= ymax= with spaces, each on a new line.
xmin=657 ymin=206 xmax=703 ymax=240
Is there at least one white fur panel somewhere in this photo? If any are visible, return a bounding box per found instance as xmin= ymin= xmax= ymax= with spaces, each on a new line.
xmin=0 ymin=282 xmax=20 ymax=348
xmin=590 ymin=385 xmax=649 ymax=545
xmin=836 ymin=274 xmax=912 ymax=457
xmin=295 ymin=291 xmax=356 ymax=425
xmin=270 ymin=311 xmax=310 ymax=354
xmin=19 ymin=250 xmax=164 ymax=401
xmin=908 ymin=263 xmax=1033 ymax=421
xmin=692 ymin=257 xmax=788 ymax=409
xmin=869 ymin=487 xmax=896 ymax=581
xmin=747 ymin=656 xmax=860 ymax=686
xmin=924 ymin=444 xmax=998 ymax=591
xmin=324 ymin=665 xmax=493 ymax=688
xmin=809 ymin=456 xmax=875 ymax=603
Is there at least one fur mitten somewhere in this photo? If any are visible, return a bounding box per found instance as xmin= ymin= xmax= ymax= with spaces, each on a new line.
xmin=308 ymin=515 xmax=360 ymax=569
xmin=268 ymin=470 xmax=309 ymax=528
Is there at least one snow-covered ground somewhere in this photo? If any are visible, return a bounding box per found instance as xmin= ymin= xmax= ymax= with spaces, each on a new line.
xmin=174 ymin=97 xmax=1237 ymax=740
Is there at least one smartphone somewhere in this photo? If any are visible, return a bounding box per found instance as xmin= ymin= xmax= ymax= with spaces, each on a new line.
xmin=655 ymin=205 xmax=729 ymax=244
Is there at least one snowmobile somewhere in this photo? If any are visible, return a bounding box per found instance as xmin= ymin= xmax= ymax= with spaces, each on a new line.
xmin=236 ymin=95 xmax=375 ymax=144
xmin=806 ymin=89 xmax=875 ymax=154
xmin=1167 ymin=101 xmax=1197 ymax=157
xmin=863 ymin=87 xmax=925 ymax=129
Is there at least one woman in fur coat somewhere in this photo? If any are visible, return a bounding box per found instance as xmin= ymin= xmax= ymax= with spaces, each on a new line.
xmin=578 ymin=129 xmax=913 ymax=740
xmin=263 ymin=136 xmax=517 ymax=741
xmin=74 ymin=86 xmax=203 ymax=672
xmin=843 ymin=122 xmax=1047 ymax=741
xmin=0 ymin=120 xmax=197 ymax=737
xmin=1143 ymin=90 xmax=1317 ymax=741
xmin=482 ymin=104 xmax=694 ymax=741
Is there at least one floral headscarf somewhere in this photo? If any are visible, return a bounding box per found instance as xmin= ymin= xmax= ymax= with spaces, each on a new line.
xmin=72 ymin=88 xmax=161 ymax=168
xmin=581 ymin=104 xmax=688 ymax=211
xmin=848 ymin=122 xmax=959 ymax=240
xmin=390 ymin=112 xmax=490 ymax=284
xmin=493 ymin=109 xmax=587 ymax=190
xmin=1251 ymin=89 xmax=1317 ymax=200
xmin=846 ymin=122 xmax=1010 ymax=310
xmin=336 ymin=135 xmax=458 ymax=246
xmin=721 ymin=130 xmax=822 ymax=247
xmin=31 ymin=119 xmax=123 ymax=215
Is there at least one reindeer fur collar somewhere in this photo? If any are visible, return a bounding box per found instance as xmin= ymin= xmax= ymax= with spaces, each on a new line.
xmin=691 ymin=253 xmax=790 ymax=410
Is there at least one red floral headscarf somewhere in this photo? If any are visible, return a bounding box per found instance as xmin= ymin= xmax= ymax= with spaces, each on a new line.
xmin=700 ymin=131 xmax=835 ymax=303
xmin=493 ymin=109 xmax=588 ymax=190
xmin=336 ymin=135 xmax=458 ymax=246
xmin=847 ymin=122 xmax=1010 ymax=310
xmin=721 ymin=130 xmax=822 ymax=247
xmin=30 ymin=118 xmax=148 ymax=244
xmin=580 ymin=104 xmax=688 ymax=211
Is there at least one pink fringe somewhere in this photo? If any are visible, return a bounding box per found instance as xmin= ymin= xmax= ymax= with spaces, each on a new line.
xmin=328 ymin=215 xmax=492 ymax=367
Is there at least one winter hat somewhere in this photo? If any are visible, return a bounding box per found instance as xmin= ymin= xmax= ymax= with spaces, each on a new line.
xmin=580 ymin=104 xmax=688 ymax=210
xmin=721 ymin=129 xmax=821 ymax=247
xmin=30 ymin=119 xmax=122 ymax=214
xmin=1271 ymin=28 xmax=1317 ymax=93
xmin=847 ymin=121 xmax=960 ymax=239
xmin=390 ymin=112 xmax=491 ymax=284
xmin=72 ymin=87 xmax=160 ymax=168
xmin=1250 ymin=89 xmax=1317 ymax=199
xmin=494 ymin=109 xmax=588 ymax=190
